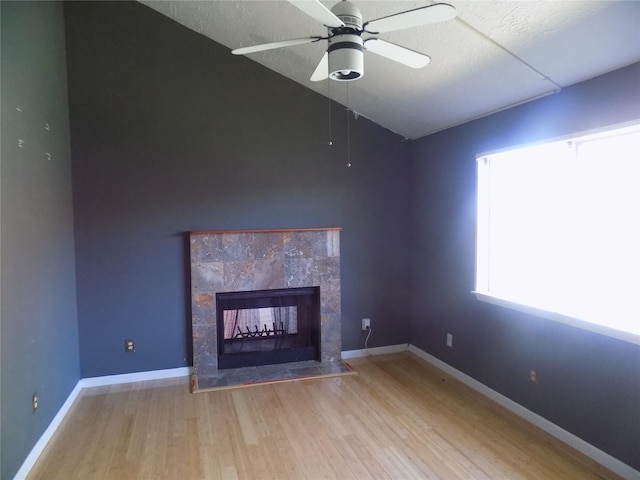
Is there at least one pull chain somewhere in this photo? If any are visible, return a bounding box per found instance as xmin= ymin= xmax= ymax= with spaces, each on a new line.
xmin=346 ymin=82 xmax=352 ymax=167
xmin=328 ymin=79 xmax=333 ymax=146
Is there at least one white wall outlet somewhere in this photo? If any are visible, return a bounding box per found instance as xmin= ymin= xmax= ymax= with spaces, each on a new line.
xmin=32 ymin=392 xmax=39 ymax=412
xmin=446 ymin=333 xmax=453 ymax=347
xmin=362 ymin=318 xmax=371 ymax=330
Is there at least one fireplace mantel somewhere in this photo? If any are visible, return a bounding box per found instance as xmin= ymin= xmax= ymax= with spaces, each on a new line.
xmin=190 ymin=227 xmax=341 ymax=235
xmin=189 ymin=228 xmax=341 ymax=381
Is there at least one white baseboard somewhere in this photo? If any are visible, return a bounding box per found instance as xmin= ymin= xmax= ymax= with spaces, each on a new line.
xmin=13 ymin=381 xmax=83 ymax=480
xmin=80 ymin=366 xmax=191 ymax=388
xmin=408 ymin=344 xmax=640 ymax=480
xmin=13 ymin=366 xmax=191 ymax=480
xmin=341 ymin=343 xmax=409 ymax=359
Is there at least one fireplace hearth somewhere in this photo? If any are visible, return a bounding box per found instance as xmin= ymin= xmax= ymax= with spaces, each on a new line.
xmin=189 ymin=228 xmax=341 ymax=385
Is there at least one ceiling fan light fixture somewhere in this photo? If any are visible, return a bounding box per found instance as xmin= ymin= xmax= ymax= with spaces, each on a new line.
xmin=328 ymin=34 xmax=363 ymax=81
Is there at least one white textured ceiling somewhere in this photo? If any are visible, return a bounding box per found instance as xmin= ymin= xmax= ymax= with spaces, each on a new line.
xmin=140 ymin=1 xmax=640 ymax=139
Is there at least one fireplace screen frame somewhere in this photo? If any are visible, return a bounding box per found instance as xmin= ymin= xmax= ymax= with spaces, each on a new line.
xmin=216 ymin=286 xmax=321 ymax=370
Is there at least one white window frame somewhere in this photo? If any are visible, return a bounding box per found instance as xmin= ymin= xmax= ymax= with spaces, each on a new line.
xmin=473 ymin=121 xmax=640 ymax=345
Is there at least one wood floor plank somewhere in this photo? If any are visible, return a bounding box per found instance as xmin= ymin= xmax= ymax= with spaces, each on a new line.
xmin=27 ymin=353 xmax=624 ymax=480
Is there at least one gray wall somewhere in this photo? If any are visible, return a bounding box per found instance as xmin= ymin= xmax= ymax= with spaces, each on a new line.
xmin=64 ymin=1 xmax=412 ymax=378
xmin=1 ymin=2 xmax=80 ymax=479
xmin=2 ymin=0 xmax=638 ymax=476
xmin=408 ymin=63 xmax=640 ymax=470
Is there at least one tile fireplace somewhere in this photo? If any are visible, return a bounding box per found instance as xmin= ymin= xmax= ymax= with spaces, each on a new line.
xmin=189 ymin=228 xmax=341 ymax=385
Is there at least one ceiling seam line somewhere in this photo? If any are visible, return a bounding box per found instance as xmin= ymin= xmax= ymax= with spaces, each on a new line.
xmin=454 ymin=17 xmax=563 ymax=92
xmin=409 ymin=88 xmax=560 ymax=140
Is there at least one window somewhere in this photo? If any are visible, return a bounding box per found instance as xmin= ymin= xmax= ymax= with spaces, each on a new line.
xmin=475 ymin=123 xmax=640 ymax=344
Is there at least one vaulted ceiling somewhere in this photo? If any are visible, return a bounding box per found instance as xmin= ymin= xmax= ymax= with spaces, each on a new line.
xmin=140 ymin=1 xmax=640 ymax=140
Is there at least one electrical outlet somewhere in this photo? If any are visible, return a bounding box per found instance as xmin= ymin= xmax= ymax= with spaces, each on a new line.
xmin=125 ymin=339 xmax=135 ymax=352
xmin=529 ymin=368 xmax=538 ymax=384
xmin=446 ymin=333 xmax=453 ymax=347
xmin=32 ymin=392 xmax=39 ymax=412
xmin=362 ymin=318 xmax=371 ymax=330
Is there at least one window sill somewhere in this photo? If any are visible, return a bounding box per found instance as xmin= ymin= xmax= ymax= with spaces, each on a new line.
xmin=472 ymin=291 xmax=640 ymax=346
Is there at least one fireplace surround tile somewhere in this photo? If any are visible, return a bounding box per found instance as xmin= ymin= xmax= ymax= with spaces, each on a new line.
xmin=189 ymin=228 xmax=341 ymax=384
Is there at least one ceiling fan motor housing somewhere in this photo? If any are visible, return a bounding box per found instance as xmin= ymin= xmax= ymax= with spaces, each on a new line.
xmin=331 ymin=1 xmax=363 ymax=29
xmin=328 ymin=1 xmax=364 ymax=81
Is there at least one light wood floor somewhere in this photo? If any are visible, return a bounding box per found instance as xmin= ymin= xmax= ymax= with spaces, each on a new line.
xmin=28 ymin=353 xmax=622 ymax=480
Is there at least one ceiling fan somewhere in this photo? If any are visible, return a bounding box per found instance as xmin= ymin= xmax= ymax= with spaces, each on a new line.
xmin=232 ymin=0 xmax=457 ymax=81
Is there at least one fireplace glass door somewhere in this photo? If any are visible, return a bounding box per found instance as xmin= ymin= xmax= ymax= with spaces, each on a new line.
xmin=216 ymin=287 xmax=320 ymax=369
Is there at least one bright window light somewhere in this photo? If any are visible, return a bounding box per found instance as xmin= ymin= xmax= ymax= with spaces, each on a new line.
xmin=475 ymin=123 xmax=640 ymax=344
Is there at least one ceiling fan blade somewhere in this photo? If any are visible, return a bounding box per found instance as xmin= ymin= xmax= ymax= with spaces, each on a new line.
xmin=310 ymin=52 xmax=329 ymax=82
xmin=287 ymin=0 xmax=344 ymax=28
xmin=364 ymin=38 xmax=431 ymax=69
xmin=364 ymin=3 xmax=456 ymax=34
xmin=232 ymin=37 xmax=322 ymax=55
